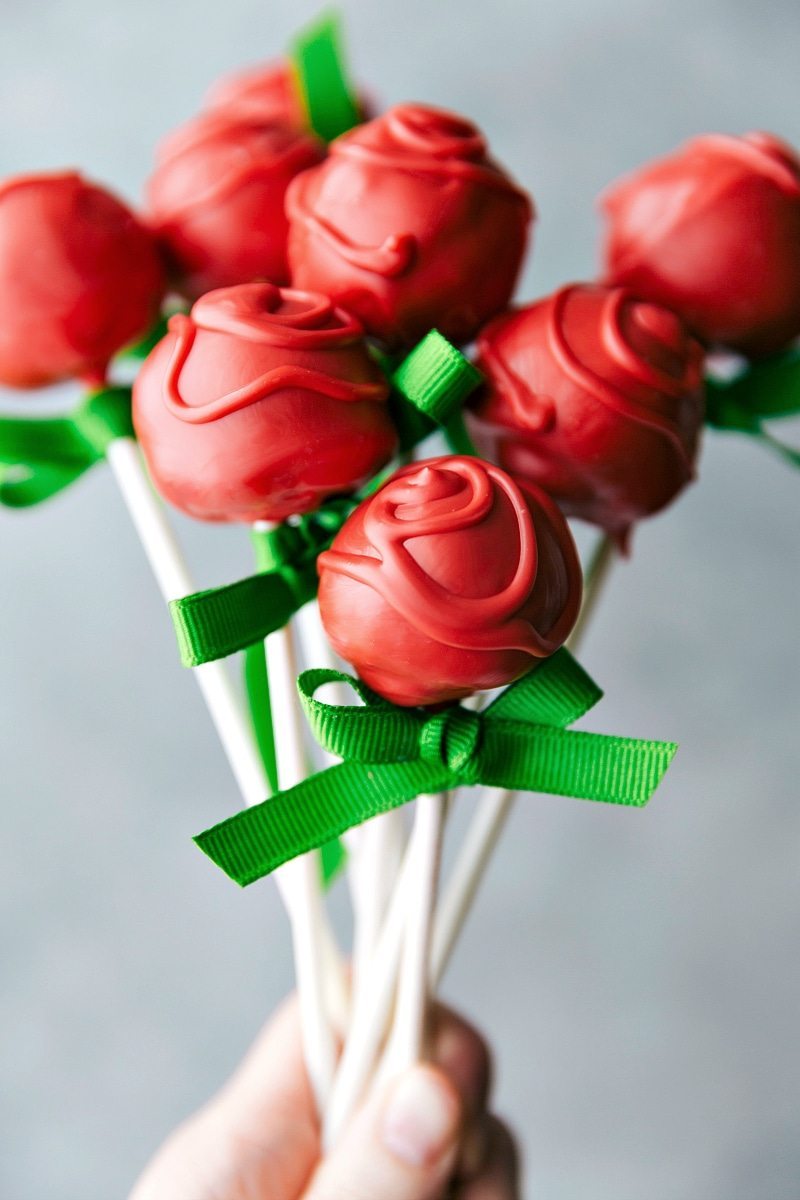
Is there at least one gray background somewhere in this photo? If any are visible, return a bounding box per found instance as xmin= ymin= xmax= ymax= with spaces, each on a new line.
xmin=1 ymin=0 xmax=799 ymax=1196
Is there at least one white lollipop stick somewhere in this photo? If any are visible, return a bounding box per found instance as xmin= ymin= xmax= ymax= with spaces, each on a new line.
xmin=380 ymin=791 xmax=447 ymax=1076
xmin=430 ymin=531 xmax=616 ymax=982
xmin=323 ymin=810 xmax=425 ymax=1147
xmin=295 ymin=599 xmax=407 ymax=1003
xmin=106 ymin=438 xmax=338 ymax=1111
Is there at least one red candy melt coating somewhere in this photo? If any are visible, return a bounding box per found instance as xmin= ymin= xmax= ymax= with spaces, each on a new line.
xmin=204 ymin=57 xmax=372 ymax=130
xmin=600 ymin=132 xmax=800 ymax=357
xmin=318 ymin=456 xmax=581 ymax=707
xmin=133 ymin=282 xmax=397 ymax=523
xmin=204 ymin=59 xmax=308 ymax=128
xmin=0 ymin=171 xmax=164 ymax=389
xmin=287 ymin=104 xmax=533 ymax=349
xmin=466 ymin=284 xmax=705 ymax=543
xmin=146 ymin=112 xmax=325 ymax=299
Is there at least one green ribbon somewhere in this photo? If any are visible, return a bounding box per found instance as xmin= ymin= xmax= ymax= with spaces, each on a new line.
xmin=706 ymin=350 xmax=800 ymax=468
xmin=388 ymin=330 xmax=483 ymax=451
xmin=169 ymin=498 xmax=357 ymax=667
xmin=290 ymin=11 xmax=362 ymax=143
xmin=168 ymin=333 xmax=480 ymax=668
xmin=194 ymin=649 xmax=677 ymax=887
xmin=243 ymin=524 xmax=347 ymax=886
xmin=0 ymin=387 xmax=134 ymax=508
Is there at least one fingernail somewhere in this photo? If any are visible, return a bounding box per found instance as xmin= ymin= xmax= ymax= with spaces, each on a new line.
xmin=381 ymin=1066 xmax=460 ymax=1167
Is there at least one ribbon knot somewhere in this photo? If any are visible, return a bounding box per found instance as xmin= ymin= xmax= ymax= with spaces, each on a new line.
xmin=194 ymin=649 xmax=679 ymax=888
xmin=420 ymin=707 xmax=482 ymax=784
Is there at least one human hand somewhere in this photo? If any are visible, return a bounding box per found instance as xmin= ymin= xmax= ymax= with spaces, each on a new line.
xmin=130 ymin=996 xmax=519 ymax=1199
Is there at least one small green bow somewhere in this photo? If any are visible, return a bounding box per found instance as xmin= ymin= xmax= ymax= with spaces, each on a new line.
xmin=0 ymin=388 xmax=134 ymax=508
xmin=706 ymin=350 xmax=800 ymax=469
xmin=194 ymin=649 xmax=678 ymax=887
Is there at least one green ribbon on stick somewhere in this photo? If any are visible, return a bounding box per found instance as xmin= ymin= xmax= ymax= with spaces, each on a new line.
xmin=706 ymin=350 xmax=800 ymax=468
xmin=290 ymin=11 xmax=362 ymax=143
xmin=194 ymin=649 xmax=678 ymax=888
xmin=0 ymin=388 xmax=134 ymax=507
xmin=168 ymin=332 xmax=481 ymax=668
xmin=170 ymin=499 xmax=357 ymax=667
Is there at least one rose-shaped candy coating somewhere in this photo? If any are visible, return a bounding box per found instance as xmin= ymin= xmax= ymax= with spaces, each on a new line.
xmin=601 ymin=132 xmax=800 ymax=357
xmin=466 ymin=284 xmax=705 ymax=542
xmin=204 ymin=59 xmax=308 ymax=128
xmin=205 ymin=58 xmax=372 ymax=130
xmin=146 ymin=112 xmax=325 ymax=299
xmin=318 ymin=456 xmax=581 ymax=706
xmin=0 ymin=171 xmax=164 ymax=389
xmin=287 ymin=104 xmax=533 ymax=349
xmin=133 ymin=282 xmax=397 ymax=523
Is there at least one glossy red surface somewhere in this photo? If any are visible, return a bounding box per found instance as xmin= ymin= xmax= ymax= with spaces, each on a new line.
xmin=204 ymin=57 xmax=372 ymax=130
xmin=601 ymin=132 xmax=800 ymax=357
xmin=133 ymin=282 xmax=397 ymax=523
xmin=204 ymin=59 xmax=307 ymax=128
xmin=466 ymin=284 xmax=705 ymax=543
xmin=318 ymin=455 xmax=581 ymax=706
xmin=0 ymin=171 xmax=164 ymax=389
xmin=146 ymin=111 xmax=325 ymax=299
xmin=287 ymin=104 xmax=533 ymax=349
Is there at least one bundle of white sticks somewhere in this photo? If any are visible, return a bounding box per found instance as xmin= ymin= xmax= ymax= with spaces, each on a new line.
xmin=104 ymin=429 xmax=613 ymax=1143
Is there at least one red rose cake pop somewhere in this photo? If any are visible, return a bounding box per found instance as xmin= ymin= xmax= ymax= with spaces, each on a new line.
xmin=133 ymin=282 xmax=397 ymax=523
xmin=466 ymin=284 xmax=705 ymax=543
xmin=146 ymin=112 xmax=325 ymax=299
xmin=600 ymin=132 xmax=800 ymax=357
xmin=0 ymin=171 xmax=164 ymax=389
xmin=204 ymin=59 xmax=309 ymax=128
xmin=287 ymin=104 xmax=533 ymax=349
xmin=317 ymin=456 xmax=581 ymax=707
xmin=205 ymin=58 xmax=372 ymax=130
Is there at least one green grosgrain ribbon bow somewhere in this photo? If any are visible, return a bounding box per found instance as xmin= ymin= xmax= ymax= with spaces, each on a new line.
xmin=0 ymin=387 xmax=134 ymax=507
xmin=194 ymin=648 xmax=678 ymax=887
xmin=706 ymin=350 xmax=800 ymax=469
xmin=169 ymin=331 xmax=482 ymax=668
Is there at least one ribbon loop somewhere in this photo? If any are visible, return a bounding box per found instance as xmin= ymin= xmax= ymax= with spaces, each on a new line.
xmin=706 ymin=351 xmax=800 ymax=470
xmin=420 ymin=707 xmax=483 ymax=784
xmin=0 ymin=387 xmax=134 ymax=507
xmin=389 ymin=330 xmax=483 ymax=451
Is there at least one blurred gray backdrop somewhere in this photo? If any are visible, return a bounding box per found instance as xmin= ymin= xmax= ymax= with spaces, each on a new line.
xmin=1 ymin=1 xmax=799 ymax=1196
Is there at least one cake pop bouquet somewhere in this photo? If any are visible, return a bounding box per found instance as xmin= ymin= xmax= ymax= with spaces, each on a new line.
xmin=1 ymin=10 xmax=798 ymax=1192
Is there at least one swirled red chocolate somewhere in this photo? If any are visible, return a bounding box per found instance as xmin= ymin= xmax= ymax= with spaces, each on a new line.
xmin=466 ymin=284 xmax=705 ymax=542
xmin=146 ymin=112 xmax=325 ymax=299
xmin=286 ymin=104 xmax=533 ymax=349
xmin=0 ymin=171 xmax=164 ymax=389
xmin=204 ymin=58 xmax=372 ymax=130
xmin=132 ymin=283 xmax=397 ymax=523
xmin=317 ymin=456 xmax=581 ymax=706
xmin=600 ymin=133 xmax=800 ymax=357
xmin=204 ymin=59 xmax=308 ymax=128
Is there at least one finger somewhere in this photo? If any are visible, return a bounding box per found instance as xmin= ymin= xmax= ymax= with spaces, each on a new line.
xmin=429 ymin=1005 xmax=492 ymax=1116
xmin=304 ymin=1064 xmax=462 ymax=1200
xmin=455 ymin=1118 xmax=520 ymax=1200
xmin=130 ymin=997 xmax=320 ymax=1200
xmin=429 ymin=1006 xmax=492 ymax=1180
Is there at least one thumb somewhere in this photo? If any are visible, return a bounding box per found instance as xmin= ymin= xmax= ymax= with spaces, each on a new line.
xmin=304 ymin=1064 xmax=462 ymax=1200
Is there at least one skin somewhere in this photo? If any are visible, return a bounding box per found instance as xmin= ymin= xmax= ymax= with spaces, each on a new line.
xmin=130 ymin=998 xmax=520 ymax=1200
